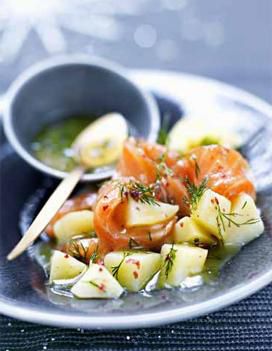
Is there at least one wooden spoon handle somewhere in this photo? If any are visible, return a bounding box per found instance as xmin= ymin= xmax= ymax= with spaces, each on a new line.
xmin=7 ymin=167 xmax=84 ymax=261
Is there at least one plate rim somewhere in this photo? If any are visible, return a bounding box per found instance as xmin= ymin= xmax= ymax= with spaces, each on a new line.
xmin=1 ymin=69 xmax=272 ymax=329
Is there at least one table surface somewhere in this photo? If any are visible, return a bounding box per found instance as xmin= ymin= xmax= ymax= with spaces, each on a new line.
xmin=0 ymin=0 xmax=271 ymax=350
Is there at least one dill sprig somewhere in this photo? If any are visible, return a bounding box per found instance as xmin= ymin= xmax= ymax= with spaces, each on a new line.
xmin=111 ymin=252 xmax=131 ymax=279
xmin=216 ymin=202 xmax=260 ymax=237
xmin=184 ymin=177 xmax=208 ymax=211
xmin=66 ymin=239 xmax=99 ymax=264
xmin=163 ymin=244 xmax=177 ymax=278
xmin=66 ymin=239 xmax=88 ymax=263
xmin=118 ymin=180 xmax=160 ymax=206
xmin=89 ymin=245 xmax=99 ymax=263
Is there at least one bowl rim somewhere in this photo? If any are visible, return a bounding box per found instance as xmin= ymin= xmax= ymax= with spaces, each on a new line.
xmin=2 ymin=55 xmax=160 ymax=182
xmin=1 ymin=70 xmax=272 ymax=329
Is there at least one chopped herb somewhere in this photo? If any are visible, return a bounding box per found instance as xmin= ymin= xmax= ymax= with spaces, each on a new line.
xmin=184 ymin=177 xmax=208 ymax=211
xmin=66 ymin=239 xmax=88 ymax=263
xmin=163 ymin=244 xmax=177 ymax=278
xmin=111 ymin=252 xmax=131 ymax=279
xmin=242 ymin=201 xmax=248 ymax=209
xmin=118 ymin=180 xmax=160 ymax=206
xmin=89 ymin=245 xmax=99 ymax=263
xmin=89 ymin=280 xmax=101 ymax=289
xmin=191 ymin=156 xmax=200 ymax=179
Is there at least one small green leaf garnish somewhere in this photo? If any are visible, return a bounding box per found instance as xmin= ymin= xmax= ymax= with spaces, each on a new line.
xmin=111 ymin=252 xmax=131 ymax=279
xmin=163 ymin=244 xmax=177 ymax=279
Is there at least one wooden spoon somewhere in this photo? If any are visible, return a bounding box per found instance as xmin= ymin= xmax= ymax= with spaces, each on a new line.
xmin=7 ymin=113 xmax=127 ymax=260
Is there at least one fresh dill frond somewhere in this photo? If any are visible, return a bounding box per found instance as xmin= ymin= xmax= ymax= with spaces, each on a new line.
xmin=118 ymin=180 xmax=160 ymax=206
xmin=163 ymin=244 xmax=177 ymax=278
xmin=111 ymin=252 xmax=131 ymax=279
xmin=89 ymin=245 xmax=99 ymax=263
xmin=184 ymin=177 xmax=208 ymax=211
xmin=215 ymin=203 xmax=260 ymax=237
xmin=66 ymin=239 xmax=88 ymax=263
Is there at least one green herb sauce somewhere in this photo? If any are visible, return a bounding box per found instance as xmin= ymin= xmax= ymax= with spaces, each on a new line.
xmin=31 ymin=116 xmax=92 ymax=172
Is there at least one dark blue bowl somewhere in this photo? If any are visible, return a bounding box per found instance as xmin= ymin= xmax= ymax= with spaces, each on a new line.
xmin=3 ymin=56 xmax=160 ymax=182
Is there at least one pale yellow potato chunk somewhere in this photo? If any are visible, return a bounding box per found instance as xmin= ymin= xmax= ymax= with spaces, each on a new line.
xmin=49 ymin=250 xmax=86 ymax=284
xmin=104 ymin=251 xmax=161 ymax=292
xmin=53 ymin=210 xmax=94 ymax=244
xmin=71 ymin=264 xmax=124 ymax=299
xmin=223 ymin=193 xmax=264 ymax=246
xmin=158 ymin=244 xmax=208 ymax=288
xmin=126 ymin=197 xmax=179 ymax=228
xmin=173 ymin=216 xmax=217 ymax=247
xmin=192 ymin=189 xmax=231 ymax=239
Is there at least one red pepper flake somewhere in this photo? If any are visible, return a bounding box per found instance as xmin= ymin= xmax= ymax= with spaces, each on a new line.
xmin=211 ymin=199 xmax=215 ymax=204
xmin=133 ymin=271 xmax=139 ymax=279
xmin=99 ymin=267 xmax=103 ymax=272
xmin=103 ymin=195 xmax=108 ymax=199
xmin=214 ymin=197 xmax=219 ymax=205
xmin=180 ymin=222 xmax=184 ymax=228
xmin=127 ymin=258 xmax=141 ymax=269
xmin=99 ymin=283 xmax=106 ymax=292
xmin=103 ymin=205 xmax=109 ymax=211
xmin=64 ymin=254 xmax=69 ymax=258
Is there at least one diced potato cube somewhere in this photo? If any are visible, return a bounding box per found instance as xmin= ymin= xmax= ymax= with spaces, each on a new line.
xmin=173 ymin=216 xmax=217 ymax=247
xmin=223 ymin=193 xmax=264 ymax=246
xmin=158 ymin=244 xmax=208 ymax=288
xmin=126 ymin=197 xmax=179 ymax=228
xmin=104 ymin=251 xmax=161 ymax=292
xmin=71 ymin=264 xmax=124 ymax=299
xmin=53 ymin=210 xmax=94 ymax=244
xmin=49 ymin=250 xmax=86 ymax=283
xmin=192 ymin=189 xmax=231 ymax=239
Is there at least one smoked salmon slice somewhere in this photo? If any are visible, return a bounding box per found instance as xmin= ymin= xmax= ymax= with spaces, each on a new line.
xmin=180 ymin=145 xmax=256 ymax=201
xmin=118 ymin=139 xmax=256 ymax=216
xmin=93 ymin=178 xmax=177 ymax=252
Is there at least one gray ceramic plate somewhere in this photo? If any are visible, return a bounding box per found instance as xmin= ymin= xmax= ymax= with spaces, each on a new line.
xmin=0 ymin=70 xmax=272 ymax=329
